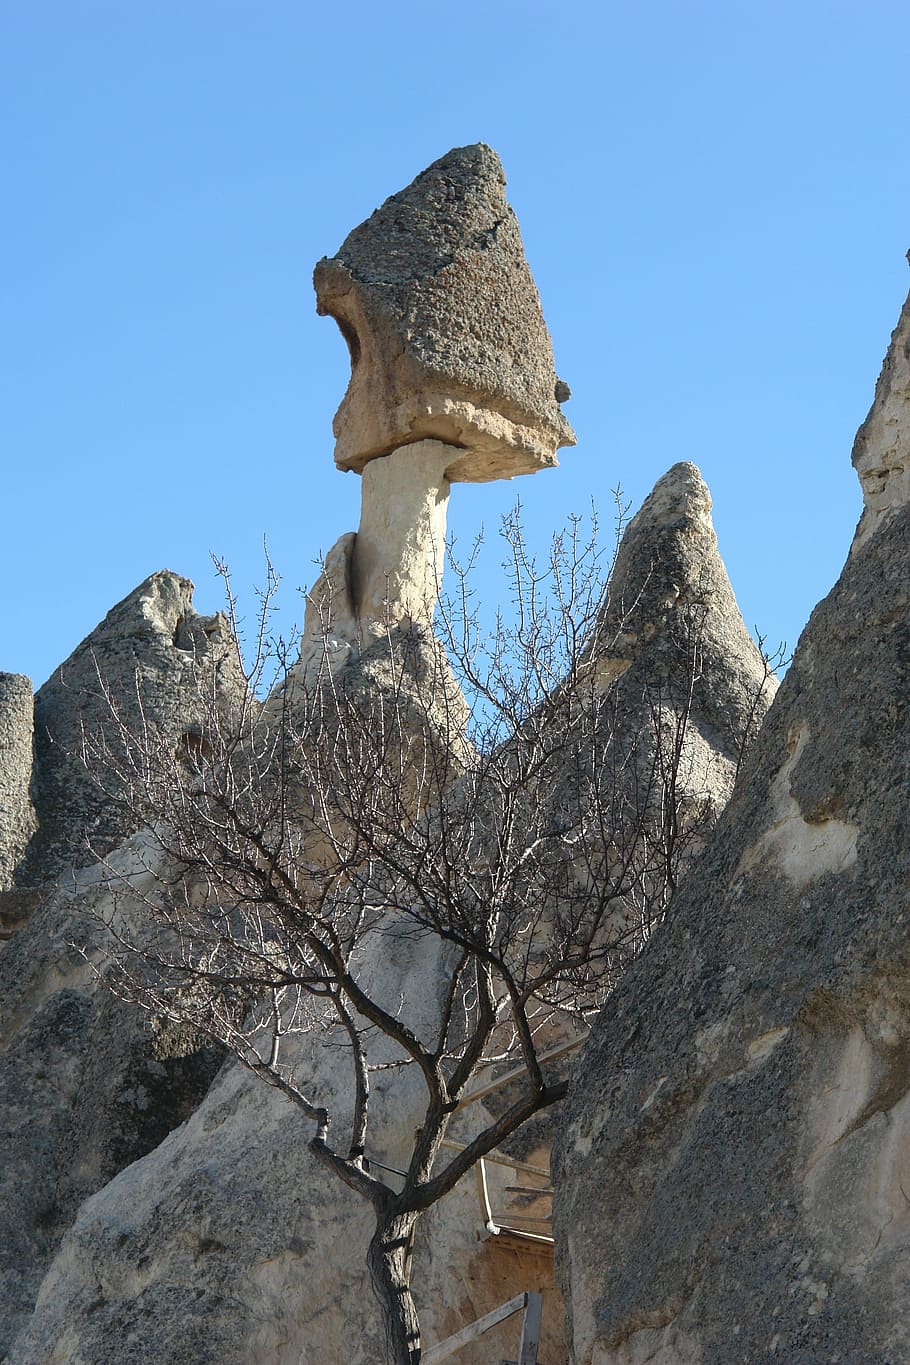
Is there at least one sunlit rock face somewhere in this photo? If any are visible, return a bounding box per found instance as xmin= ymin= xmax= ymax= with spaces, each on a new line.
xmin=584 ymin=459 xmax=777 ymax=772
xmin=28 ymin=570 xmax=242 ymax=882
xmin=315 ymin=143 xmax=575 ymax=481
xmin=1 ymin=609 xmax=556 ymax=1364
xmin=528 ymin=459 xmax=778 ymax=1003
xmin=0 ymin=574 xmax=242 ymax=1357
xmin=851 ymin=284 xmax=910 ymax=548
xmin=553 ymin=281 xmax=910 ymax=1364
xmin=2 ymin=461 xmax=775 ymax=1365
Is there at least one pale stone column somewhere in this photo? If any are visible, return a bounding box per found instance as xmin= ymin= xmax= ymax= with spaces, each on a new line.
xmin=301 ymin=143 xmax=576 ymax=681
xmin=351 ymin=439 xmax=455 ymax=628
xmin=294 ymin=440 xmax=457 ymax=686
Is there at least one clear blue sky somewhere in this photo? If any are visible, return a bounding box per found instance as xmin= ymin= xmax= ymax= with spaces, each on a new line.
xmin=2 ymin=1 xmax=908 ymax=688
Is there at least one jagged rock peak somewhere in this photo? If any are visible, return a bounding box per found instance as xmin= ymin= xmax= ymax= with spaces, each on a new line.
xmin=28 ymin=570 xmax=243 ymax=882
xmin=594 ymin=461 xmax=716 ymax=646
xmin=314 ymin=143 xmax=575 ymax=481
xmin=851 ymin=277 xmax=910 ymax=547
xmin=630 ymin=457 xmax=713 ymax=523
xmin=588 ymin=461 xmax=776 ymax=758
xmin=47 ymin=569 xmax=221 ymax=658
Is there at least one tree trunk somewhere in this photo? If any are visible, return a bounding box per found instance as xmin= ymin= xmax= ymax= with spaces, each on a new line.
xmin=367 ymin=1206 xmax=421 ymax=1364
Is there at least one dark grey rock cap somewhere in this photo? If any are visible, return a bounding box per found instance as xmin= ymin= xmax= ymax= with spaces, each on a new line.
xmin=315 ymin=143 xmax=575 ymax=481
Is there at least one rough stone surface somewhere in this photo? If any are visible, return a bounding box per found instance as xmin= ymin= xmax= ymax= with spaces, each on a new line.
xmin=353 ymin=440 xmax=452 ymax=625
xmin=0 ymin=860 xmax=223 ymax=1357
xmin=315 ymin=143 xmax=575 ymax=480
xmin=280 ymin=599 xmax=474 ymax=833
xmin=585 ymin=460 xmax=777 ymax=778
xmin=528 ymin=460 xmax=778 ymax=984
xmin=0 ymin=574 xmax=245 ymax=1353
xmin=482 ymin=458 xmax=779 ymax=1229
xmin=852 ymin=283 xmax=910 ymax=547
xmin=0 ymin=673 xmax=37 ymax=891
xmin=296 ymin=440 xmax=455 ymax=686
xmin=553 ymin=284 xmax=910 ymax=1364
xmin=5 ymin=462 xmax=777 ymax=1365
xmin=285 ymin=443 xmax=474 ymax=821
xmin=5 ymin=912 xmax=562 ymax=1365
xmin=27 ymin=570 xmax=241 ymax=882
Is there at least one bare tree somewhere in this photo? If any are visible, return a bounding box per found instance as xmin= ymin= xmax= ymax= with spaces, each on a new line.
xmin=80 ymin=504 xmax=770 ymax=1364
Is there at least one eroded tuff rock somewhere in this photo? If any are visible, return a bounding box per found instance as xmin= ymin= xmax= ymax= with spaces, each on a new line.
xmin=307 ymin=146 xmax=574 ymax=694
xmin=585 ymin=459 xmax=776 ymax=775
xmin=514 ymin=460 xmax=777 ymax=1021
xmin=0 ymin=673 xmax=36 ymax=892
xmin=28 ymin=570 xmax=241 ymax=882
xmin=4 ymin=614 xmax=544 ymax=1363
xmin=0 ymin=574 xmax=243 ymax=1354
xmin=554 ymin=282 xmax=910 ymax=1363
xmin=296 ymin=441 xmax=457 ymax=677
xmin=0 ymin=866 xmax=224 ymax=1358
xmin=6 ymin=917 xmax=558 ymax=1365
xmin=315 ymin=143 xmax=575 ymax=480
xmin=5 ymin=464 xmax=777 ymax=1365
xmin=852 ymin=283 xmax=910 ymax=547
xmin=481 ymin=459 xmax=778 ymax=1182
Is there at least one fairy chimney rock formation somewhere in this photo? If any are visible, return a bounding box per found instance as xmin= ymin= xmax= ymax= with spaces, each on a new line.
xmin=3 ymin=467 xmax=774 ymax=1365
xmin=314 ymin=142 xmax=574 ymax=482
xmin=30 ymin=571 xmax=242 ymax=880
xmin=305 ymin=146 xmax=574 ymax=657
xmin=589 ymin=461 xmax=776 ymax=745
xmin=553 ymin=276 xmax=910 ymax=1363
xmin=0 ymin=571 xmax=247 ymax=1353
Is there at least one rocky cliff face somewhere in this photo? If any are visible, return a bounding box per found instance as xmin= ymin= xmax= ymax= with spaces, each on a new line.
xmin=27 ymin=570 xmax=240 ymax=882
xmin=10 ymin=138 xmax=879 ymax=1365
xmin=553 ymin=281 xmax=910 ymax=1363
xmin=2 ymin=460 xmax=775 ymax=1365
xmin=576 ymin=458 xmax=776 ymax=867
xmin=0 ymin=573 xmax=242 ymax=1356
xmin=4 ymin=919 xmax=503 ymax=1365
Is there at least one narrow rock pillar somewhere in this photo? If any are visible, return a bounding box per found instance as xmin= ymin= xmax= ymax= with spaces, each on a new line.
xmin=352 ymin=440 xmax=453 ymax=628
xmin=0 ymin=673 xmax=36 ymax=889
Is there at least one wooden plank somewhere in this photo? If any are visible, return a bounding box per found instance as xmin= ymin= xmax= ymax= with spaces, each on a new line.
xmin=453 ymin=1035 xmax=587 ymax=1112
xmin=518 ymin=1291 xmax=543 ymax=1364
xmin=489 ymin=1212 xmax=552 ymax=1228
xmin=439 ymin=1137 xmax=550 ymax=1180
xmin=423 ymin=1292 xmax=528 ymax=1364
xmin=482 ymin=1225 xmax=554 ymax=1247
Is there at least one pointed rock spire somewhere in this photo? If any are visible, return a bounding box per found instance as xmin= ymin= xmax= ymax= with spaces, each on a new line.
xmin=30 ymin=571 xmax=242 ymax=880
xmin=588 ymin=461 xmax=777 ymax=764
xmin=851 ymin=281 xmax=910 ymax=546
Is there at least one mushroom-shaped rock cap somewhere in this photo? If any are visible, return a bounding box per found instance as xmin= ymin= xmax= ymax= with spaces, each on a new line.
xmin=314 ymin=143 xmax=575 ymax=482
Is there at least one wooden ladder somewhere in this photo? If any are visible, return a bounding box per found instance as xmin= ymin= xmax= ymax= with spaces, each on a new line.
xmin=423 ymin=1289 xmax=543 ymax=1364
